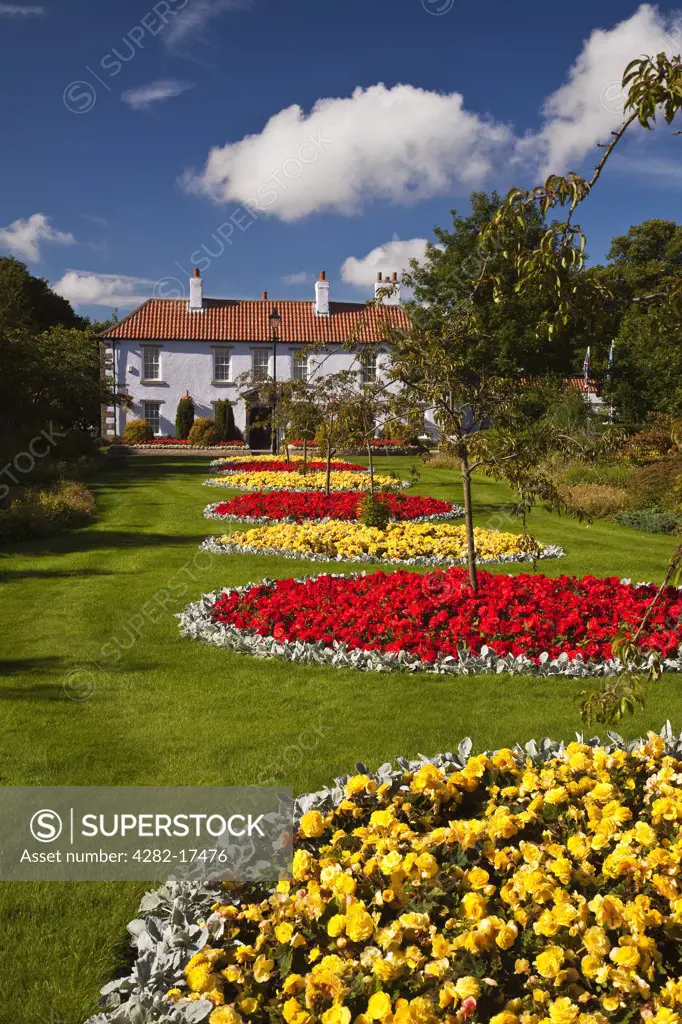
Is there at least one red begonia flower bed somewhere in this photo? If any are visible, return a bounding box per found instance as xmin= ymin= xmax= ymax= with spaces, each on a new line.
xmin=208 ymin=569 xmax=682 ymax=667
xmin=205 ymin=490 xmax=462 ymax=523
xmin=213 ymin=459 xmax=366 ymax=473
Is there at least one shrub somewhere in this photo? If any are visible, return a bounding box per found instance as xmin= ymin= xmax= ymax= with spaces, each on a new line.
xmin=215 ymin=400 xmax=242 ymax=442
xmin=0 ymin=481 xmax=95 ymax=543
xmin=58 ymin=429 xmax=100 ymax=459
xmin=381 ymin=417 xmax=420 ymax=444
xmin=175 ymin=395 xmax=195 ymax=440
xmin=559 ymin=459 xmax=635 ymax=488
xmin=358 ymin=492 xmax=391 ymax=530
xmin=561 ymin=483 xmax=631 ymax=519
xmin=188 ymin=417 xmax=219 ymax=447
xmin=616 ymin=412 xmax=680 ymax=464
xmin=122 ymin=418 xmax=153 ymax=444
xmin=616 ymin=505 xmax=681 ymax=534
xmin=630 ymin=455 xmax=682 ymax=511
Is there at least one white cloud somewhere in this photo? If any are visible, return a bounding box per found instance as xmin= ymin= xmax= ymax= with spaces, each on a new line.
xmin=517 ymin=4 xmax=682 ymax=174
xmin=341 ymin=238 xmax=431 ymax=288
xmin=183 ymin=82 xmax=513 ymax=221
xmin=282 ymin=271 xmax=309 ymax=285
xmin=0 ymin=213 xmax=75 ymax=261
xmin=0 ymin=4 xmax=45 ymax=15
xmin=52 ymin=271 xmax=154 ymax=308
xmin=164 ymin=0 xmax=250 ymax=50
xmin=122 ymin=79 xmax=194 ymax=111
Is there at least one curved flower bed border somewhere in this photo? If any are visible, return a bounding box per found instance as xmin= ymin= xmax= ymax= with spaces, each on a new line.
xmin=86 ymin=725 xmax=682 ymax=1024
xmin=175 ymin=571 xmax=680 ymax=678
xmin=202 ymin=500 xmax=465 ymax=525
xmin=198 ymin=535 xmax=565 ymax=569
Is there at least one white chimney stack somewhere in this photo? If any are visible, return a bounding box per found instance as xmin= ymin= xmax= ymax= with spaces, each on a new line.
xmin=314 ymin=270 xmax=330 ymax=316
xmin=375 ymin=271 xmax=401 ymax=306
xmin=189 ymin=267 xmax=204 ymax=312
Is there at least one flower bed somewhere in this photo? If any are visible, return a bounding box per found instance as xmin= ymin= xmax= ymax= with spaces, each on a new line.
xmin=200 ymin=522 xmax=561 ymax=567
xmin=204 ymin=472 xmax=409 ymax=492
xmin=114 ymin=439 xmax=248 ymax=450
xmin=179 ymin=569 xmax=682 ymax=675
xmin=89 ymin=728 xmax=682 ymax=1024
xmin=203 ymin=492 xmax=464 ymax=524
xmin=211 ymin=460 xmax=367 ymax=474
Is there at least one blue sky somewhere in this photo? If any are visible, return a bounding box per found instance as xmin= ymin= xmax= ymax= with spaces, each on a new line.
xmin=0 ymin=0 xmax=680 ymax=319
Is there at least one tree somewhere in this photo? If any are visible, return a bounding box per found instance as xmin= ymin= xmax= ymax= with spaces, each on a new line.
xmin=584 ymin=219 xmax=682 ymax=421
xmin=0 ymin=257 xmax=83 ymax=334
xmin=0 ymin=323 xmax=116 ymax=436
xmin=407 ymin=191 xmax=582 ymax=377
xmin=176 ymin=394 xmax=195 ymax=440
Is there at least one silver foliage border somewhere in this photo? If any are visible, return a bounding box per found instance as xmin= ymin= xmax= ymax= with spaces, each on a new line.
xmin=197 ymin=536 xmax=566 ymax=570
xmin=202 ymin=502 xmax=466 ymax=525
xmin=86 ymin=723 xmax=682 ymax=1024
xmin=176 ymin=571 xmax=680 ymax=678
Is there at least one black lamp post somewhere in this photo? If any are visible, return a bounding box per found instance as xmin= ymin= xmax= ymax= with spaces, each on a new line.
xmin=269 ymin=307 xmax=281 ymax=454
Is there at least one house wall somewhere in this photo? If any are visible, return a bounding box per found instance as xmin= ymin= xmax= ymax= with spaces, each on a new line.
xmin=104 ymin=340 xmax=403 ymax=439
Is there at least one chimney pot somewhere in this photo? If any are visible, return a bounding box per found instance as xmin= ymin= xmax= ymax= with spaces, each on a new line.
xmin=319 ymin=270 xmax=326 ymax=281
xmin=377 ymin=272 xmax=383 ymax=282
xmin=392 ymin=271 xmax=398 ymax=281
xmin=193 ymin=267 xmax=200 ymax=278
xmin=262 ymin=290 xmax=268 ymax=301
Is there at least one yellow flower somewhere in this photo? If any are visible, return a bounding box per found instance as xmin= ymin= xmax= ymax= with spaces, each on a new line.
xmin=496 ymin=922 xmax=518 ymax=950
xmin=455 ymin=977 xmax=481 ymax=1000
xmin=276 ymin=922 xmax=294 ymax=943
xmin=548 ymin=997 xmax=579 ymax=1024
xmin=535 ymin=946 xmax=565 ymax=979
xmin=322 ymin=1008 xmax=352 ymax=1024
xmin=300 ymin=811 xmax=326 ymax=838
xmin=327 ymin=914 xmax=346 ymax=937
xmin=367 ymin=992 xmax=393 ymax=1021
xmin=346 ymin=903 xmax=375 ymax=942
xmin=210 ymin=1009 xmax=244 ymax=1024
xmin=253 ymin=955 xmax=274 ymax=984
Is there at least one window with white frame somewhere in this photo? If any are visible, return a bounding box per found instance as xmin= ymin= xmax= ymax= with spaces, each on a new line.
xmin=142 ymin=346 xmax=161 ymax=381
xmin=292 ymin=350 xmax=309 ymax=381
xmin=142 ymin=401 xmax=161 ymax=435
xmin=359 ymin=350 xmax=378 ymax=385
xmin=213 ymin=349 xmax=231 ymax=382
xmin=252 ymin=349 xmax=270 ymax=382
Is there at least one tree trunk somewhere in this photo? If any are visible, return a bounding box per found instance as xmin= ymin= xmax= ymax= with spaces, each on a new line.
xmin=367 ymin=441 xmax=375 ymax=495
xmin=303 ymin=438 xmax=308 ymax=474
xmin=459 ymin=445 xmax=478 ymax=592
xmin=325 ymin=439 xmax=332 ymax=496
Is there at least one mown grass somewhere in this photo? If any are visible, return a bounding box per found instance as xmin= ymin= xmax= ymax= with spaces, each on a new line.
xmin=0 ymin=454 xmax=680 ymax=1024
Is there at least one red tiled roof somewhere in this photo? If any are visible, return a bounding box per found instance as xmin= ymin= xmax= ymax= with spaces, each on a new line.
xmin=101 ymin=298 xmax=409 ymax=343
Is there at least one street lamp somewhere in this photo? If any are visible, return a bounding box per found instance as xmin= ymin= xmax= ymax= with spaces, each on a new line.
xmin=269 ymin=307 xmax=282 ymax=455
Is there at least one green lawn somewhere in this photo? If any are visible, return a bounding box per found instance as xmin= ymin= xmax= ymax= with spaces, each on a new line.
xmin=0 ymin=455 xmax=680 ymax=1024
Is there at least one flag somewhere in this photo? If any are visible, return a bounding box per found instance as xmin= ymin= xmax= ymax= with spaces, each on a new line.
xmin=583 ymin=346 xmax=591 ymax=381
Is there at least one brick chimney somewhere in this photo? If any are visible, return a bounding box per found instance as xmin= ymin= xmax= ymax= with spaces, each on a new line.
xmin=314 ymin=270 xmax=330 ymax=316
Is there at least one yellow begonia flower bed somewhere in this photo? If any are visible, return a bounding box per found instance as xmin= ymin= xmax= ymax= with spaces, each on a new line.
xmin=205 ymin=472 xmax=408 ymax=492
xmin=168 ymin=734 xmax=682 ymax=1024
xmin=204 ymin=520 xmax=563 ymax=566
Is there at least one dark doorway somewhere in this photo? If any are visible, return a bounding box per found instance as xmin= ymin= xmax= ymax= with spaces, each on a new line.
xmin=247 ymin=405 xmax=272 ymax=450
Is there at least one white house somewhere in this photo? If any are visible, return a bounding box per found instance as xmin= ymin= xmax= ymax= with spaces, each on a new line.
xmin=100 ymin=270 xmax=414 ymax=448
